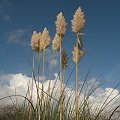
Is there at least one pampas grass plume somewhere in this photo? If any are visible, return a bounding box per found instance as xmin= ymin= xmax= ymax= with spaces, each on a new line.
xmin=52 ymin=33 xmax=60 ymax=52
xmin=55 ymin=12 xmax=67 ymax=36
xmin=72 ymin=46 xmax=84 ymax=63
xmin=31 ymin=31 xmax=41 ymax=52
xmin=40 ymin=27 xmax=50 ymax=51
xmin=71 ymin=7 xmax=85 ymax=33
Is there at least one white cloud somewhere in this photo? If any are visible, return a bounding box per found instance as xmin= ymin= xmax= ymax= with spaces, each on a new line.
xmin=0 ymin=73 xmax=120 ymax=118
xmin=0 ymin=73 xmax=31 ymax=105
xmin=7 ymin=29 xmax=30 ymax=45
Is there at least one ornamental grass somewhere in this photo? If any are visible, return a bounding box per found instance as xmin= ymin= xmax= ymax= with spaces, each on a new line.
xmin=0 ymin=6 xmax=120 ymax=120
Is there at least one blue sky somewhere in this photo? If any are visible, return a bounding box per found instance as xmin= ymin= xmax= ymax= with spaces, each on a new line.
xmin=0 ymin=0 xmax=120 ymax=88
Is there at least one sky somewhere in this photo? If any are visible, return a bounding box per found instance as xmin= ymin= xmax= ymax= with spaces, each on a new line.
xmin=0 ymin=0 xmax=120 ymax=90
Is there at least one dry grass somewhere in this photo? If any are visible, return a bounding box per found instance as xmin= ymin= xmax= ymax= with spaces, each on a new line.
xmin=0 ymin=7 xmax=120 ymax=120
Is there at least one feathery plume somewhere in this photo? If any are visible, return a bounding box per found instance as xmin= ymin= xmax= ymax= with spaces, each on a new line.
xmin=52 ymin=33 xmax=60 ymax=52
xmin=72 ymin=46 xmax=84 ymax=63
xmin=40 ymin=28 xmax=50 ymax=51
xmin=71 ymin=7 xmax=85 ymax=33
xmin=31 ymin=31 xmax=41 ymax=52
xmin=55 ymin=12 xmax=67 ymax=36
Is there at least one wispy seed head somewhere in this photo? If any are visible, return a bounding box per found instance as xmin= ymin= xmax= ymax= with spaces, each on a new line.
xmin=52 ymin=33 xmax=60 ymax=52
xmin=55 ymin=12 xmax=67 ymax=36
xmin=31 ymin=31 xmax=41 ymax=52
xmin=40 ymin=27 xmax=50 ymax=51
xmin=72 ymin=46 xmax=84 ymax=63
xmin=71 ymin=7 xmax=85 ymax=33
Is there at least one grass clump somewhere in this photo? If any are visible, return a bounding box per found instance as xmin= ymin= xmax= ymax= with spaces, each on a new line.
xmin=0 ymin=6 xmax=120 ymax=120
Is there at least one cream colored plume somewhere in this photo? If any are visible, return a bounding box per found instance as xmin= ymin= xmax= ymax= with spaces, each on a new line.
xmin=31 ymin=31 xmax=41 ymax=52
xmin=71 ymin=7 xmax=85 ymax=33
xmin=40 ymin=27 xmax=50 ymax=51
xmin=72 ymin=47 xmax=84 ymax=63
xmin=52 ymin=33 xmax=60 ymax=52
xmin=55 ymin=12 xmax=67 ymax=36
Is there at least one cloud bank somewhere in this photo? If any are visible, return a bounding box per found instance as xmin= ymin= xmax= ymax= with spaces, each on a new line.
xmin=0 ymin=73 xmax=120 ymax=117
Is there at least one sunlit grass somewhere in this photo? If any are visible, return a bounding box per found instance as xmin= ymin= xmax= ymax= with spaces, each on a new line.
xmin=0 ymin=6 xmax=120 ymax=120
